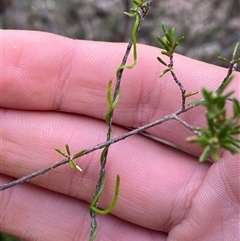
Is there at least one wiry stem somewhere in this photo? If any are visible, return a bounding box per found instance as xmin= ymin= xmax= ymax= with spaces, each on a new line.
xmin=89 ymin=2 xmax=154 ymax=239
xmin=216 ymin=61 xmax=238 ymax=92
xmin=168 ymin=55 xmax=186 ymax=109
xmin=0 ymin=102 xmax=197 ymax=192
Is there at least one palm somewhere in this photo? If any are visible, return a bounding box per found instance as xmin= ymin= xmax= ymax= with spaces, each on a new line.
xmin=168 ymin=153 xmax=239 ymax=241
xmin=1 ymin=30 xmax=239 ymax=241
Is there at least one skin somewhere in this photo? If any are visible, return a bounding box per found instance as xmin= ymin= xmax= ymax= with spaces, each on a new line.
xmin=0 ymin=30 xmax=239 ymax=241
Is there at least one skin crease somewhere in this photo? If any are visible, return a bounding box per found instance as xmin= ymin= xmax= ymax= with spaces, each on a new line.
xmin=0 ymin=30 xmax=239 ymax=241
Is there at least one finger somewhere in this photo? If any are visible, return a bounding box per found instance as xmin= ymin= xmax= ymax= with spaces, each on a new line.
xmin=2 ymin=31 xmax=239 ymax=154
xmin=0 ymin=175 xmax=166 ymax=241
xmin=169 ymin=151 xmax=240 ymax=240
xmin=1 ymin=109 xmax=210 ymax=232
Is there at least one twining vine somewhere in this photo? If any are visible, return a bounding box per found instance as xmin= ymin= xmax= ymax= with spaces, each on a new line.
xmin=1 ymin=0 xmax=240 ymax=240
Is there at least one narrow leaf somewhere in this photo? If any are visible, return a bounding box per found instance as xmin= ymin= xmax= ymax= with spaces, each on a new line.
xmin=65 ymin=144 xmax=71 ymax=156
xmin=123 ymin=11 xmax=136 ymax=18
xmin=165 ymin=32 xmax=173 ymax=46
xmin=157 ymin=36 xmax=170 ymax=51
xmin=162 ymin=22 xmax=169 ymax=35
xmin=234 ymin=58 xmax=240 ymax=64
xmin=212 ymin=149 xmax=220 ymax=162
xmin=218 ymin=56 xmax=230 ymax=64
xmin=221 ymin=143 xmax=239 ymax=154
xmin=91 ymin=175 xmax=120 ymax=215
xmin=232 ymin=42 xmax=240 ymax=59
xmin=100 ymin=146 xmax=110 ymax=164
xmin=73 ymin=149 xmax=86 ymax=159
xmin=232 ymin=98 xmax=240 ymax=118
xmin=55 ymin=148 xmax=68 ymax=158
xmin=199 ymin=146 xmax=211 ymax=162
xmin=185 ymin=90 xmax=199 ymax=97
xmin=161 ymin=50 xmax=171 ymax=57
xmin=170 ymin=27 xmax=175 ymax=42
xmin=176 ymin=35 xmax=185 ymax=44
xmin=107 ymin=80 xmax=113 ymax=107
xmin=159 ymin=68 xmax=170 ymax=78
xmin=112 ymin=90 xmax=120 ymax=108
xmin=157 ymin=56 xmax=167 ymax=66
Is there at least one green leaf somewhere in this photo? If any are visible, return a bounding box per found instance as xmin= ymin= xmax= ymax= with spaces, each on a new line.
xmin=157 ymin=36 xmax=170 ymax=52
xmin=100 ymin=146 xmax=110 ymax=165
xmin=185 ymin=90 xmax=199 ymax=97
xmin=171 ymin=27 xmax=175 ymax=42
xmin=157 ymin=56 xmax=167 ymax=66
xmin=161 ymin=50 xmax=171 ymax=57
xmin=75 ymin=164 xmax=83 ymax=172
xmin=229 ymin=128 xmax=240 ymax=135
xmin=55 ymin=148 xmax=68 ymax=158
xmin=176 ymin=35 xmax=185 ymax=45
xmin=91 ymin=175 xmax=120 ymax=215
xmin=201 ymin=88 xmax=212 ymax=103
xmin=69 ymin=158 xmax=83 ymax=172
xmin=124 ymin=11 xmax=136 ymax=18
xmin=107 ymin=80 xmax=113 ymax=107
xmin=234 ymin=58 xmax=240 ymax=64
xmin=232 ymin=42 xmax=240 ymax=60
xmin=212 ymin=149 xmax=220 ymax=162
xmin=217 ymin=124 xmax=229 ymax=139
xmin=73 ymin=149 xmax=86 ymax=159
xmin=199 ymin=146 xmax=212 ymax=162
xmin=232 ymin=99 xmax=240 ymax=118
xmin=65 ymin=144 xmax=71 ymax=156
xmin=196 ymin=137 xmax=210 ymax=147
xmin=159 ymin=68 xmax=170 ymax=77
xmin=105 ymin=108 xmax=112 ymax=125
xmin=133 ymin=0 xmax=146 ymax=6
xmin=217 ymin=75 xmax=234 ymax=94
xmin=112 ymin=90 xmax=120 ymax=108
xmin=218 ymin=56 xmax=230 ymax=64
xmin=162 ymin=22 xmax=169 ymax=35
xmin=69 ymin=159 xmax=74 ymax=168
xmin=221 ymin=143 xmax=239 ymax=154
xmin=165 ymin=32 xmax=174 ymax=46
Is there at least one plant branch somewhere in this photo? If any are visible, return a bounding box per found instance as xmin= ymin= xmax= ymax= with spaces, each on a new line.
xmin=169 ymin=56 xmax=186 ymax=109
xmin=0 ymin=102 xmax=197 ymax=192
xmin=172 ymin=115 xmax=202 ymax=136
xmin=89 ymin=1 xmax=154 ymax=239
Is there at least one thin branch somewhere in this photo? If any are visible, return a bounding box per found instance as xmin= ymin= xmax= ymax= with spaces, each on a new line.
xmin=173 ymin=115 xmax=202 ymax=136
xmin=90 ymin=1 xmax=154 ymax=238
xmin=169 ymin=55 xmax=186 ymax=109
xmin=0 ymin=102 xmax=196 ymax=192
xmin=216 ymin=62 xmax=238 ymax=92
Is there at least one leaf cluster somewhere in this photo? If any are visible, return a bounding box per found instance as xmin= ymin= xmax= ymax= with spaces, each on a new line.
xmin=188 ymin=76 xmax=240 ymax=162
xmin=55 ymin=144 xmax=86 ymax=172
xmin=157 ymin=23 xmax=184 ymax=58
xmin=218 ymin=42 xmax=240 ymax=66
xmin=157 ymin=23 xmax=184 ymax=77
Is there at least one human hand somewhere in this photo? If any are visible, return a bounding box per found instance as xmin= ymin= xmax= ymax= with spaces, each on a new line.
xmin=1 ymin=30 xmax=239 ymax=241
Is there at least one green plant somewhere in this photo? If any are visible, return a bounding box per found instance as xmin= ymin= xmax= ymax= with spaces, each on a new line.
xmin=186 ymin=43 xmax=240 ymax=161
xmin=0 ymin=1 xmax=239 ymax=240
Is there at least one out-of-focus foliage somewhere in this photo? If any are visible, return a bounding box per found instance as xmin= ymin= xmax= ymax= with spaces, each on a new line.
xmin=0 ymin=232 xmax=22 ymax=241
xmin=1 ymin=0 xmax=240 ymax=66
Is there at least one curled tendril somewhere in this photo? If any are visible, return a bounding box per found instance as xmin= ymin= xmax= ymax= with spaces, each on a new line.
xmin=116 ymin=1 xmax=147 ymax=77
xmin=90 ymin=174 xmax=120 ymax=215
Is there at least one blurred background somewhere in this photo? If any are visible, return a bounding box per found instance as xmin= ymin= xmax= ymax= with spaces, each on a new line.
xmin=1 ymin=0 xmax=240 ymax=65
xmin=0 ymin=0 xmax=239 ymax=240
